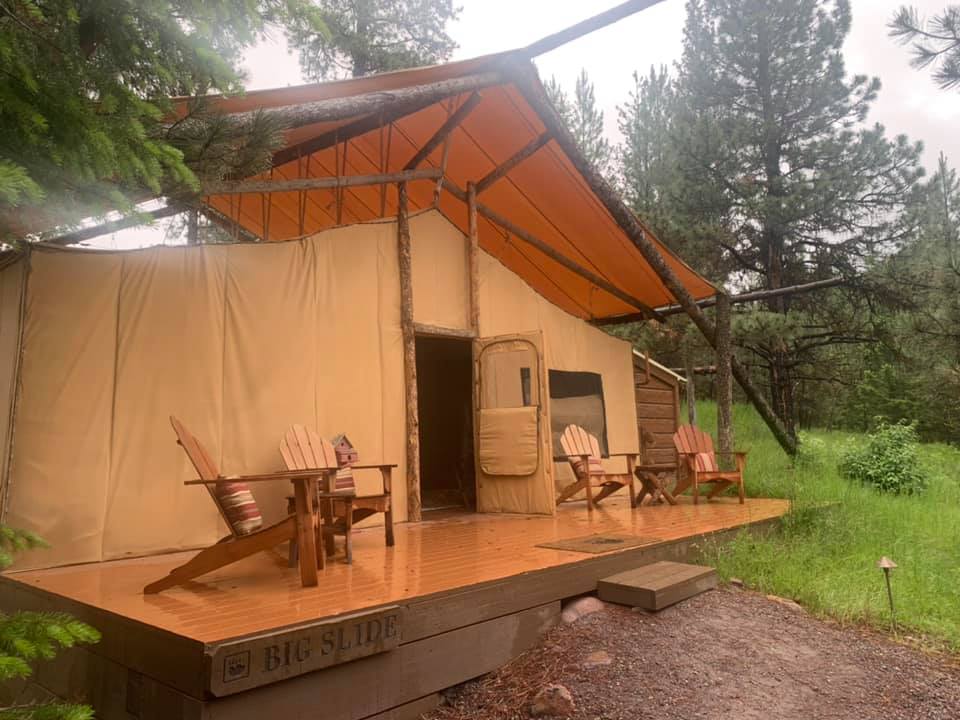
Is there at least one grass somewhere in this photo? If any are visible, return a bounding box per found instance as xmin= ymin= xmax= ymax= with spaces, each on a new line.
xmin=692 ymin=400 xmax=960 ymax=652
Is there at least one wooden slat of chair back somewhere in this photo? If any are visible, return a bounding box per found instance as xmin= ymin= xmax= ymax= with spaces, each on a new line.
xmin=673 ymin=424 xmax=719 ymax=472
xmin=281 ymin=425 xmax=339 ymax=470
xmin=170 ymin=416 xmax=220 ymax=480
xmin=673 ymin=424 xmax=714 ymax=456
xmin=281 ymin=425 xmax=349 ymax=495
xmin=560 ymin=424 xmax=603 ymax=480
xmin=169 ymin=415 xmax=239 ymax=533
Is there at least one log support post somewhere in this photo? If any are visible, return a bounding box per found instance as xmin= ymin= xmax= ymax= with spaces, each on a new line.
xmin=715 ymin=292 xmax=734 ymax=469
xmin=397 ymin=182 xmax=421 ymax=522
xmin=467 ymin=182 xmax=480 ymax=334
xmin=684 ymin=351 xmax=697 ymax=426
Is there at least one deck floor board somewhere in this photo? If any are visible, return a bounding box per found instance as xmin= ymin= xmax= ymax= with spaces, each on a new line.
xmin=4 ymin=496 xmax=788 ymax=644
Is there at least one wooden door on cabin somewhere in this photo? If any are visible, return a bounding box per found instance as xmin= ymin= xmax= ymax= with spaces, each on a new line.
xmin=473 ymin=332 xmax=555 ymax=515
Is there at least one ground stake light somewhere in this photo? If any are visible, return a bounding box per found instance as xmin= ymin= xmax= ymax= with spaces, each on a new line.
xmin=877 ymin=556 xmax=898 ymax=632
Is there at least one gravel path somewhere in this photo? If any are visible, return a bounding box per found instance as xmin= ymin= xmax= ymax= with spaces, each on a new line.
xmin=427 ymin=586 xmax=960 ymax=720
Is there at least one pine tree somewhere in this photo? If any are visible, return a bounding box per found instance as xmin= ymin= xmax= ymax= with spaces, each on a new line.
xmin=1 ymin=527 xmax=100 ymax=720
xmin=0 ymin=1 xmax=328 ymax=245
xmin=617 ymin=66 xmax=675 ymax=215
xmin=543 ymin=70 xmax=611 ymax=175
xmin=673 ymin=0 xmax=925 ymax=437
xmin=287 ymin=0 xmax=460 ymax=79
xmin=890 ymin=5 xmax=960 ymax=90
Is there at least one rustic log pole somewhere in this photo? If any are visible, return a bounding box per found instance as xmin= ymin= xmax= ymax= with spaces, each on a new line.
xmin=42 ymin=204 xmax=182 ymax=246
xmin=186 ymin=207 xmax=199 ymax=244
xmin=397 ymin=182 xmax=421 ymax=522
xmin=509 ymin=59 xmax=798 ymax=456
xmin=521 ymin=0 xmax=668 ymax=58
xmin=475 ymin=132 xmax=553 ymax=194
xmin=715 ymin=292 xmax=734 ymax=469
xmin=445 ymin=181 xmax=661 ymax=322
xmin=467 ymin=182 xmax=481 ymax=334
xmin=685 ymin=351 xmax=698 ymax=426
xmin=175 ymin=71 xmax=503 ymax=141
xmin=591 ymin=277 xmax=847 ymax=325
xmin=203 ymin=169 xmax=442 ymax=195
xmin=403 ymin=92 xmax=482 ymax=170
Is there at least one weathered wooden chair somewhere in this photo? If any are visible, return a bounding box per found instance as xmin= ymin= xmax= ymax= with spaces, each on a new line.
xmin=144 ymin=417 xmax=337 ymax=594
xmin=672 ymin=424 xmax=746 ymax=504
xmin=556 ymin=424 xmax=637 ymax=510
xmin=281 ymin=425 xmax=395 ymax=564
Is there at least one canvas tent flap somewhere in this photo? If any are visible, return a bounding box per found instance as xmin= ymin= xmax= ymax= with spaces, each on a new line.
xmin=3 ymin=210 xmax=642 ymax=569
xmin=5 ymin=252 xmax=121 ymax=568
xmin=2 ymin=216 xmax=416 ymax=569
xmin=477 ymin=407 xmax=538 ymax=476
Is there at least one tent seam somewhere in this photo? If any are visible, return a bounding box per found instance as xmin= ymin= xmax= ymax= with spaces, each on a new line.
xmin=0 ymin=255 xmax=31 ymax=523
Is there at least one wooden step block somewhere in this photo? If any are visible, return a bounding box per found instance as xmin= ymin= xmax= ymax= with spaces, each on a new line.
xmin=597 ymin=561 xmax=717 ymax=611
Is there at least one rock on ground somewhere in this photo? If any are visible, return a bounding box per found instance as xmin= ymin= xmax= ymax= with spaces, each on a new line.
xmin=560 ymin=595 xmax=606 ymax=624
xmin=530 ymin=684 xmax=575 ymax=717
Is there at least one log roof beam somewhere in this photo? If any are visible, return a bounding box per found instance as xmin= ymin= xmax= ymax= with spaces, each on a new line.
xmin=475 ymin=132 xmax=552 ymax=194
xmin=403 ymin=92 xmax=483 ymax=170
xmin=444 ymin=180 xmax=663 ymax=322
xmin=204 ymin=169 xmax=442 ymax=196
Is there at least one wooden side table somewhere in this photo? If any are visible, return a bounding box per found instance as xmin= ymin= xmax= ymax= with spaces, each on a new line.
xmin=286 ymin=489 xmax=356 ymax=566
xmin=633 ymin=463 xmax=678 ymax=506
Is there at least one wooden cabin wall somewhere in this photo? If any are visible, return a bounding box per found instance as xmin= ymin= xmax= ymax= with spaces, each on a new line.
xmin=634 ymin=361 xmax=681 ymax=465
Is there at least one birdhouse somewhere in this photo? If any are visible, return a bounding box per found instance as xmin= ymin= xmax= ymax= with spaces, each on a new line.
xmin=331 ymin=433 xmax=359 ymax=467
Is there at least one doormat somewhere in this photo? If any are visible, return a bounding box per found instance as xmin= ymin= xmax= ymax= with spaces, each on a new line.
xmin=536 ymin=533 xmax=665 ymax=554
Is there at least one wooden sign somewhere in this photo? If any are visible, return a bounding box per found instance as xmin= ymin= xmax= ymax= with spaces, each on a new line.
xmin=207 ymin=605 xmax=403 ymax=696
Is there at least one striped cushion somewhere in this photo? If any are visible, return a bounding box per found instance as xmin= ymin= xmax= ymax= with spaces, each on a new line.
xmin=694 ymin=452 xmax=718 ymax=473
xmin=215 ymin=481 xmax=263 ymax=536
xmin=333 ymin=466 xmax=356 ymax=494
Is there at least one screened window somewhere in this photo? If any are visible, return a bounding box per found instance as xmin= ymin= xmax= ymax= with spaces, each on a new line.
xmin=548 ymin=370 xmax=607 ymax=459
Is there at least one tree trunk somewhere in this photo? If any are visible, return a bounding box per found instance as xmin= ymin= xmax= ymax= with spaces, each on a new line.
xmin=186 ymin=208 xmax=199 ymax=245
xmin=716 ymin=292 xmax=734 ymax=469
xmin=758 ymin=28 xmax=798 ymax=442
xmin=397 ymin=182 xmax=421 ymax=522
xmin=685 ymin=351 xmax=697 ymax=426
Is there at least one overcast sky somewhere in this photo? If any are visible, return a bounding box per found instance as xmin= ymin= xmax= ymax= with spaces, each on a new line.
xmin=91 ymin=0 xmax=960 ymax=248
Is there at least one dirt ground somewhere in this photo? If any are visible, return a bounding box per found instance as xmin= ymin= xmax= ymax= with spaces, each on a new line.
xmin=426 ymin=586 xmax=960 ymax=720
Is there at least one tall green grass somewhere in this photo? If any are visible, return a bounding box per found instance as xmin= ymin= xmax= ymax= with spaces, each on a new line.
xmin=692 ymin=401 xmax=960 ymax=651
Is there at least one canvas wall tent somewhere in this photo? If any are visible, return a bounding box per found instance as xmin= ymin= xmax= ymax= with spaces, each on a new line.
xmin=0 ymin=51 xmax=717 ymax=571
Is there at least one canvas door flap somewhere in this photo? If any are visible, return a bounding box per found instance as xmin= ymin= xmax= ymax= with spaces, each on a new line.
xmin=477 ymin=406 xmax=539 ymax=476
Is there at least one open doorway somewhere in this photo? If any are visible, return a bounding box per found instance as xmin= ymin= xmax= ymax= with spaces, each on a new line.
xmin=415 ymin=335 xmax=475 ymax=512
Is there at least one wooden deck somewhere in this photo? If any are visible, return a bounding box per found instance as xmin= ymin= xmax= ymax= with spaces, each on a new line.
xmin=1 ymin=496 xmax=789 ymax=720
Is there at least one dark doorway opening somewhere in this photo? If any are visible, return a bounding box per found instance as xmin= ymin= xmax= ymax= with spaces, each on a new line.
xmin=415 ymin=335 xmax=475 ymax=511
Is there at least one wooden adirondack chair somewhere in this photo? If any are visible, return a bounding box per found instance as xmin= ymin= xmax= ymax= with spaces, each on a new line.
xmin=144 ymin=417 xmax=338 ymax=594
xmin=556 ymin=424 xmax=637 ymax=510
xmin=672 ymin=424 xmax=746 ymax=504
xmin=281 ymin=425 xmax=396 ymax=564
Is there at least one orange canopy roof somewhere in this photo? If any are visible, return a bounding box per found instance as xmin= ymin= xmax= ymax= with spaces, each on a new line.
xmin=192 ymin=54 xmax=715 ymax=322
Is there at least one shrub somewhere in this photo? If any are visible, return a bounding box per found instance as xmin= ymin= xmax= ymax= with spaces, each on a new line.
xmin=794 ymin=431 xmax=826 ymax=469
xmin=838 ymin=421 xmax=926 ymax=494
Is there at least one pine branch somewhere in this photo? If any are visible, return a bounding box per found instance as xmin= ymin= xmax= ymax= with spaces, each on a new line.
xmin=0 ymin=701 xmax=94 ymax=720
xmin=0 ymin=611 xmax=100 ymax=681
xmin=0 ymin=527 xmax=46 ymax=570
